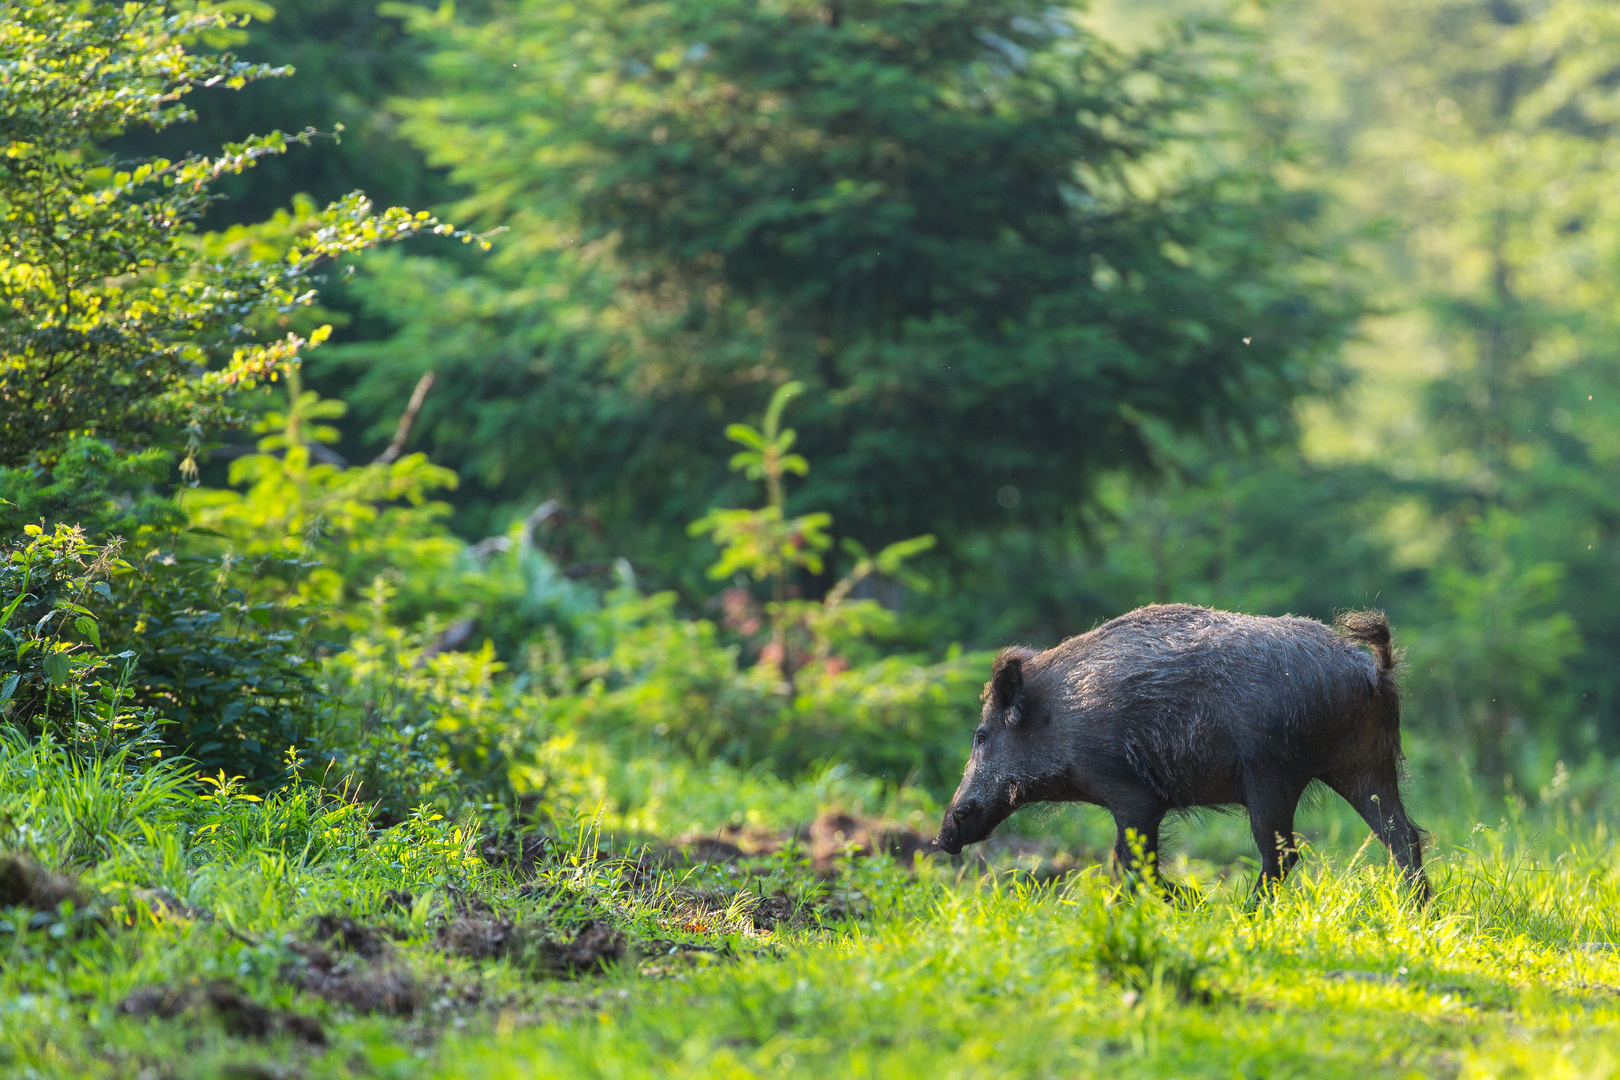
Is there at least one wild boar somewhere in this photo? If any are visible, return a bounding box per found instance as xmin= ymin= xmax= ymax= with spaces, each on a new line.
xmin=935 ymin=604 xmax=1429 ymax=901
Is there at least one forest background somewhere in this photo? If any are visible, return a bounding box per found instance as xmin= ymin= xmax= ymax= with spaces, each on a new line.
xmin=9 ymin=2 xmax=1620 ymax=1077
xmin=9 ymin=0 xmax=1620 ymax=850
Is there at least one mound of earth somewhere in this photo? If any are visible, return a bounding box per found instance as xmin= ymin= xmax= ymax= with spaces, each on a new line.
xmin=440 ymin=914 xmax=625 ymax=976
xmin=283 ymin=913 xmax=418 ymax=1017
xmin=666 ymin=812 xmax=941 ymax=873
xmin=120 ymin=980 xmax=325 ymax=1044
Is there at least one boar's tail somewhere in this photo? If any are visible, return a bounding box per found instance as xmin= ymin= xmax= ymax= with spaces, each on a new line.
xmin=1336 ymin=609 xmax=1396 ymax=669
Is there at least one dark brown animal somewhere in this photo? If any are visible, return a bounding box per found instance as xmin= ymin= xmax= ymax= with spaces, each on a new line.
xmin=935 ymin=604 xmax=1428 ymax=901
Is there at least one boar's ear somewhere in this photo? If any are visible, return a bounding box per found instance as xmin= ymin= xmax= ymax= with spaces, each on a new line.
xmin=990 ymin=647 xmax=1035 ymax=722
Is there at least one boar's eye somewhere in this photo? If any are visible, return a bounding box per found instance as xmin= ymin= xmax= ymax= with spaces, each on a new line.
xmin=974 ymin=728 xmax=987 ymax=747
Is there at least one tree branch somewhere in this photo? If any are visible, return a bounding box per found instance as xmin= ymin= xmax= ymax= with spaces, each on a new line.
xmin=372 ymin=371 xmax=435 ymax=465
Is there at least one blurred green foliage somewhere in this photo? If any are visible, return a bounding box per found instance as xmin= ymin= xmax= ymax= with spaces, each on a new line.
xmin=1277 ymin=0 xmax=1620 ymax=769
xmin=9 ymin=0 xmax=1620 ymax=813
xmin=331 ymin=0 xmax=1351 ymax=564
xmin=112 ymin=0 xmax=494 ymax=229
xmin=0 ymin=2 xmax=467 ymax=478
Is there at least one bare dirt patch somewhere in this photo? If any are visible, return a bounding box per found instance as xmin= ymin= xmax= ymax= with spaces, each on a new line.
xmin=478 ymin=830 xmax=554 ymax=874
xmin=283 ymin=913 xmax=418 ymax=1017
xmin=806 ymin=813 xmax=938 ymax=871
xmin=119 ymin=979 xmax=326 ymax=1044
xmin=303 ymin=913 xmax=394 ymax=958
xmin=664 ymin=812 xmax=941 ymax=874
xmin=0 ymin=852 xmax=85 ymax=911
xmin=438 ymin=914 xmax=625 ymax=976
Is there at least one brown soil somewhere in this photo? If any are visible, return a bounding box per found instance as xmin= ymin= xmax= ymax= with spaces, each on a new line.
xmin=664 ymin=812 xmax=1103 ymax=880
xmin=119 ymin=980 xmax=326 ymax=1045
xmin=750 ymin=894 xmax=797 ymax=931
xmin=303 ymin=913 xmax=393 ymax=958
xmin=284 ymin=913 xmax=418 ymax=1017
xmin=438 ymin=914 xmax=625 ymax=976
xmin=663 ymin=812 xmax=941 ymax=874
xmin=380 ymin=889 xmax=415 ymax=914
xmin=478 ymin=830 xmax=554 ymax=873
xmin=0 ymin=853 xmax=85 ymax=911
xmin=663 ymin=812 xmax=954 ymax=875
xmin=540 ymin=920 xmax=624 ymax=974
xmin=286 ymin=945 xmax=419 ymax=1017
xmin=806 ymin=813 xmax=939 ymax=871
xmin=439 ymin=914 xmax=519 ymax=961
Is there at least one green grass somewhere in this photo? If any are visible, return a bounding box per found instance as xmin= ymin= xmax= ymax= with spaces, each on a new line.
xmin=433 ymin=860 xmax=1620 ymax=1080
xmin=4 ymin=731 xmax=1620 ymax=1079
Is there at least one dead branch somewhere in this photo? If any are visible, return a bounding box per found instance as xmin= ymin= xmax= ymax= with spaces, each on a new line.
xmin=373 ymin=372 xmax=436 ymax=465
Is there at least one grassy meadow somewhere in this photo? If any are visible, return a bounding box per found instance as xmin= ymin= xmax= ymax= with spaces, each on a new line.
xmin=6 ymin=724 xmax=1620 ymax=1080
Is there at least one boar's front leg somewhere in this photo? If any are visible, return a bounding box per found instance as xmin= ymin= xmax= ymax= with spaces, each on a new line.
xmin=1109 ymin=800 xmax=1192 ymax=903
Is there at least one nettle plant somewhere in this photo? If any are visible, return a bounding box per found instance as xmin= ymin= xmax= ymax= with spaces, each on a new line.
xmin=690 ymin=383 xmax=935 ymax=681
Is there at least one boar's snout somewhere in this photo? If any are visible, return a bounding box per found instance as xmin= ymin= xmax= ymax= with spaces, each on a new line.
xmin=934 ymin=799 xmax=982 ymax=856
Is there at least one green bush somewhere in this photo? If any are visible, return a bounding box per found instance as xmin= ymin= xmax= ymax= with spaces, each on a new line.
xmin=0 ymin=524 xmax=162 ymax=757
xmin=317 ymin=619 xmax=550 ymax=821
xmin=100 ymin=548 xmax=329 ymax=784
xmin=0 ymin=521 xmax=331 ymax=782
xmin=0 ymin=1 xmax=471 ymax=473
xmin=550 ymin=588 xmax=985 ymax=793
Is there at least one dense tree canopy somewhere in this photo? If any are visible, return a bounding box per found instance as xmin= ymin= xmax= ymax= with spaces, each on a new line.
xmin=335 ymin=0 xmax=1353 ymax=566
xmin=114 ymin=0 xmax=491 ymax=228
xmin=9 ymin=0 xmax=1620 ymax=774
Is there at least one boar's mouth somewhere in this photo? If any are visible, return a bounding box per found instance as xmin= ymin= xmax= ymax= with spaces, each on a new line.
xmin=934 ymin=797 xmax=1006 ymax=855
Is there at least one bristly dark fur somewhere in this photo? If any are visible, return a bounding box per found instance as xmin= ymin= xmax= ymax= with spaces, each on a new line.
xmin=1335 ymin=609 xmax=1397 ymax=670
xmin=936 ymin=604 xmax=1430 ymax=902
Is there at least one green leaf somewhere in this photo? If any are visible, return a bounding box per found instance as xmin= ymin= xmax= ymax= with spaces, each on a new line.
xmin=875 ymin=535 xmax=937 ymax=574
xmin=0 ymin=565 xmax=30 ymax=631
xmin=723 ymin=424 xmax=766 ymax=451
xmin=762 ymin=381 xmax=805 ymax=439
xmin=43 ymin=652 xmax=71 ymax=687
xmin=75 ymin=616 xmax=101 ymax=648
xmin=0 ymin=674 xmax=17 ymax=703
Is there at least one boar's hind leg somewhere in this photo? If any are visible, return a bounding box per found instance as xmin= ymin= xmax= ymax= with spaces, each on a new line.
xmin=1244 ymin=780 xmax=1307 ymax=901
xmin=1326 ymin=769 xmax=1430 ymax=903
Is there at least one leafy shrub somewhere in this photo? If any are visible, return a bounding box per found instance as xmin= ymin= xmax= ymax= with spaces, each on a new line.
xmin=0 ymin=1 xmax=477 ymax=471
xmin=317 ymin=619 xmax=550 ymax=821
xmin=179 ymin=380 xmax=463 ymax=633
xmin=550 ymin=588 xmax=986 ymax=794
xmin=99 ymin=548 xmax=329 ymax=784
xmin=0 ymin=438 xmax=185 ymax=541
xmin=555 ymin=589 xmax=777 ymax=766
xmin=781 ymin=649 xmax=984 ymax=792
xmin=0 ymin=525 xmax=160 ymax=757
xmin=0 ymin=521 xmax=333 ymax=783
